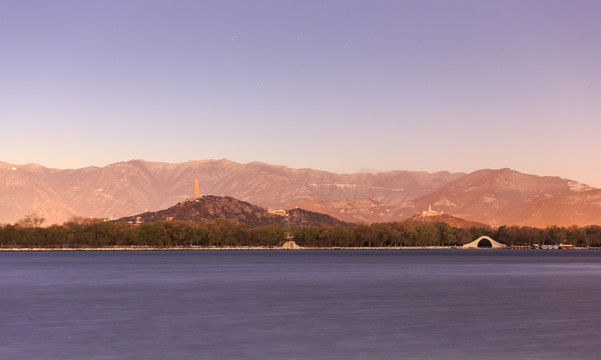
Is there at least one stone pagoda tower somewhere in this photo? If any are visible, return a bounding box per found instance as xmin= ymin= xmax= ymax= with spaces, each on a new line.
xmin=192 ymin=178 xmax=200 ymax=199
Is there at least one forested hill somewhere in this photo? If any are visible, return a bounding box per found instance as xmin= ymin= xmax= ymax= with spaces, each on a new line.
xmin=118 ymin=195 xmax=348 ymax=227
xmin=407 ymin=213 xmax=490 ymax=229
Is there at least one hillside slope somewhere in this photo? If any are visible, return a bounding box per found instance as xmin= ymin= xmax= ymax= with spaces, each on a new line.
xmin=488 ymin=189 xmax=601 ymax=227
xmin=119 ymin=195 xmax=348 ymax=227
xmin=399 ymin=168 xmax=595 ymax=225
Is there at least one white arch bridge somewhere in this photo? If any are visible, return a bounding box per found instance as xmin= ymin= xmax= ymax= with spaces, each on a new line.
xmin=462 ymin=236 xmax=506 ymax=249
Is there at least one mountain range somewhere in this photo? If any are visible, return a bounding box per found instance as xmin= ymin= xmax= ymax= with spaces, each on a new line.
xmin=1 ymin=159 xmax=598 ymax=228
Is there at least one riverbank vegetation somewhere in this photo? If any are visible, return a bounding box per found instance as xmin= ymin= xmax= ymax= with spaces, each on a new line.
xmin=1 ymin=216 xmax=601 ymax=249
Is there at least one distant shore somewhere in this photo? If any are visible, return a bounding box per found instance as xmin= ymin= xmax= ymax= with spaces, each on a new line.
xmin=0 ymin=246 xmax=458 ymax=252
xmin=0 ymin=246 xmax=597 ymax=252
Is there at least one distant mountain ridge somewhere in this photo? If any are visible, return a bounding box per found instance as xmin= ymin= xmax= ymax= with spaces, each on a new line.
xmin=0 ymin=159 xmax=462 ymax=225
xmin=488 ymin=189 xmax=601 ymax=227
xmin=401 ymin=168 xmax=596 ymax=226
xmin=1 ymin=159 xmax=599 ymax=227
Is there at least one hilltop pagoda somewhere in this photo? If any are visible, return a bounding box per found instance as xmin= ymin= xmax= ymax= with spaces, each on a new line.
xmin=190 ymin=178 xmax=201 ymax=200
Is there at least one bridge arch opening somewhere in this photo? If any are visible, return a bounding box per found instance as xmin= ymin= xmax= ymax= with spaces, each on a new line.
xmin=477 ymin=239 xmax=492 ymax=248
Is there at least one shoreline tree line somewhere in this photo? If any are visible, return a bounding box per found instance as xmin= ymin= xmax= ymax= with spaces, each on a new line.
xmin=1 ymin=215 xmax=601 ymax=249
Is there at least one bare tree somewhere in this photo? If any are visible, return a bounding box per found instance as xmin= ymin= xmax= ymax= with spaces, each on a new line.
xmin=16 ymin=214 xmax=46 ymax=228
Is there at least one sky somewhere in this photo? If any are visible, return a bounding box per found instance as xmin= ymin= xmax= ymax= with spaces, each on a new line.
xmin=1 ymin=0 xmax=600 ymax=186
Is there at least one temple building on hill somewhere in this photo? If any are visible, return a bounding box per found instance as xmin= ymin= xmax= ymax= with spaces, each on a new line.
xmin=417 ymin=205 xmax=443 ymax=217
xmin=268 ymin=209 xmax=288 ymax=216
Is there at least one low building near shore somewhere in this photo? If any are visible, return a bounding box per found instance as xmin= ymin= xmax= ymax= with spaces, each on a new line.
xmin=268 ymin=209 xmax=288 ymax=216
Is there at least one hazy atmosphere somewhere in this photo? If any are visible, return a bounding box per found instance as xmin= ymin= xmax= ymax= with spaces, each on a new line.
xmin=2 ymin=1 xmax=600 ymax=186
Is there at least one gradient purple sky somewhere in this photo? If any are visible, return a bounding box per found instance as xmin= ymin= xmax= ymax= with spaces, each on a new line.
xmin=1 ymin=1 xmax=600 ymax=185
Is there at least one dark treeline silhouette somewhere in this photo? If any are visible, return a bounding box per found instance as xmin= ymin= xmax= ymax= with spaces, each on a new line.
xmin=2 ymin=215 xmax=601 ymax=249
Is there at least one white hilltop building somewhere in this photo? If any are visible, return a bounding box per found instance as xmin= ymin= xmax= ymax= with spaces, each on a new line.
xmin=417 ymin=205 xmax=444 ymax=217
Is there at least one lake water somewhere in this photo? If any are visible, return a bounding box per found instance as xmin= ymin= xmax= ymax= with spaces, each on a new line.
xmin=1 ymin=250 xmax=600 ymax=359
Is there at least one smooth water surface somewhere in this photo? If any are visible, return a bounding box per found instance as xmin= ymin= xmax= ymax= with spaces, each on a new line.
xmin=1 ymin=250 xmax=600 ymax=359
